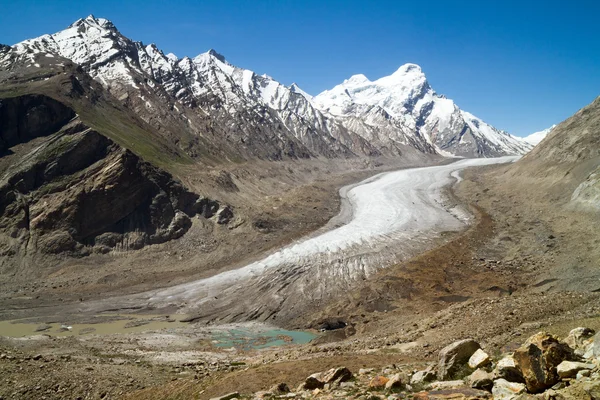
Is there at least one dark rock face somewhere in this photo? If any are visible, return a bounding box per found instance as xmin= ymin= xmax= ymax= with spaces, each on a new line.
xmin=0 ymin=95 xmax=229 ymax=257
xmin=0 ymin=95 xmax=76 ymax=154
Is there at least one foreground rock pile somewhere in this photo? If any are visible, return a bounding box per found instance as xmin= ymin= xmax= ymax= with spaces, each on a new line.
xmin=228 ymin=327 xmax=600 ymax=399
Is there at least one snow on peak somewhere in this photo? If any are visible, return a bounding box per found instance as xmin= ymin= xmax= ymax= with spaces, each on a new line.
xmin=207 ymin=49 xmax=226 ymax=62
xmin=523 ymin=124 xmax=556 ymax=146
xmin=289 ymin=83 xmax=313 ymax=101
xmin=344 ymin=74 xmax=370 ymax=85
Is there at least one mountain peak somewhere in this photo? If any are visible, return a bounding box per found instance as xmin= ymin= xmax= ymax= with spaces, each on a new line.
xmin=344 ymin=74 xmax=370 ymax=85
xmin=207 ymin=49 xmax=226 ymax=63
xmin=289 ymin=83 xmax=313 ymax=100
xmin=69 ymin=15 xmax=116 ymax=31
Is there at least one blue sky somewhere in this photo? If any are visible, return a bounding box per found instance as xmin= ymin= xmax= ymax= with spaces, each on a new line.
xmin=1 ymin=0 xmax=599 ymax=137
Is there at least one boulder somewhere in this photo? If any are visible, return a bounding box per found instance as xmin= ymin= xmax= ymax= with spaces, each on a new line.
xmin=556 ymin=361 xmax=595 ymax=379
xmin=494 ymin=354 xmax=525 ymax=383
xmin=564 ymin=327 xmax=595 ymax=351
xmin=437 ymin=339 xmax=481 ymax=379
xmin=369 ymin=375 xmax=389 ymax=388
xmin=385 ymin=373 xmax=403 ymax=390
xmin=319 ymin=367 xmax=353 ymax=384
xmin=301 ymin=367 xmax=352 ymax=390
xmin=492 ymin=379 xmax=526 ymax=400
xmin=411 ymin=364 xmax=437 ymax=385
xmin=468 ymin=348 xmax=491 ymax=369
xmin=513 ymin=332 xmax=576 ymax=393
xmin=469 ymin=368 xmax=494 ymax=391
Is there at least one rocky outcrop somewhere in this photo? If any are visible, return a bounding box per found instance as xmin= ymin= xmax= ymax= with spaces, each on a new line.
xmin=0 ymin=95 xmax=76 ymax=154
xmin=0 ymin=95 xmax=228 ymax=257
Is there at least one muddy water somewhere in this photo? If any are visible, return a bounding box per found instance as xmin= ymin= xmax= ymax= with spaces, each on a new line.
xmin=0 ymin=314 xmax=189 ymax=337
xmin=212 ymin=328 xmax=316 ymax=350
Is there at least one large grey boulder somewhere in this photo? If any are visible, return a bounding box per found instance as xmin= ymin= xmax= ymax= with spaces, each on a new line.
xmin=437 ymin=339 xmax=481 ymax=380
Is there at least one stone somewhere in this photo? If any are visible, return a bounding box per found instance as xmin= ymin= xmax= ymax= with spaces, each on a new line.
xmin=469 ymin=368 xmax=494 ymax=391
xmin=359 ymin=368 xmax=375 ymax=375
xmin=269 ymin=382 xmax=290 ymax=393
xmin=564 ymin=327 xmax=595 ymax=351
xmin=216 ymin=206 xmax=234 ymax=225
xmin=556 ymin=361 xmax=595 ymax=379
xmin=593 ymin=331 xmax=600 ymax=358
xmin=301 ymin=376 xmax=324 ymax=390
xmin=491 ymin=379 xmax=526 ymax=400
xmin=385 ymin=373 xmax=402 ymax=390
xmin=411 ymin=365 xmax=437 ymax=385
xmin=209 ymin=393 xmax=239 ymax=400
xmin=413 ymin=388 xmax=491 ymax=400
xmin=320 ymin=367 xmax=353 ymax=384
xmin=513 ymin=332 xmax=576 ymax=393
xmin=437 ymin=339 xmax=481 ymax=379
xmin=577 ymin=369 xmax=591 ymax=379
xmin=468 ymin=349 xmax=491 ymax=369
xmin=494 ymin=354 xmax=524 ymax=383
xmin=369 ymin=376 xmax=389 ymax=388
xmin=429 ymin=380 xmax=466 ymax=390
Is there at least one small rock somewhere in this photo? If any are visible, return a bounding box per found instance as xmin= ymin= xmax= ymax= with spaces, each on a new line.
xmin=429 ymin=380 xmax=466 ymax=390
xmin=209 ymin=393 xmax=239 ymax=400
xmin=359 ymin=368 xmax=375 ymax=375
xmin=493 ymin=354 xmax=524 ymax=383
xmin=32 ymin=354 xmax=43 ymax=361
xmin=301 ymin=376 xmax=324 ymax=390
xmin=410 ymin=365 xmax=436 ymax=385
xmin=564 ymin=327 xmax=595 ymax=351
xmin=269 ymin=382 xmax=290 ymax=394
xmin=469 ymin=368 xmax=493 ymax=391
xmin=385 ymin=373 xmax=402 ymax=390
xmin=468 ymin=348 xmax=491 ymax=369
xmin=492 ymin=379 xmax=526 ymax=400
xmin=369 ymin=376 xmax=389 ymax=388
xmin=576 ymin=369 xmax=591 ymax=379
xmin=437 ymin=339 xmax=481 ymax=380
xmin=556 ymin=360 xmax=595 ymax=379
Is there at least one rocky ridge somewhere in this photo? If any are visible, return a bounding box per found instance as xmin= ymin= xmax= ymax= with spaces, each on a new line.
xmin=313 ymin=64 xmax=532 ymax=157
xmin=11 ymin=15 xmax=529 ymax=160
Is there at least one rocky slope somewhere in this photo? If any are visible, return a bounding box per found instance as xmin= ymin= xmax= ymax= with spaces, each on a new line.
xmin=0 ymin=93 xmax=229 ymax=260
xmin=313 ymin=64 xmax=531 ymax=157
xmin=11 ymin=15 xmax=529 ymax=160
xmin=508 ymin=96 xmax=600 ymax=210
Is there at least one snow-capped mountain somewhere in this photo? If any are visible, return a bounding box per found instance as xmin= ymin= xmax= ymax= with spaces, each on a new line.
xmin=313 ymin=64 xmax=532 ymax=157
xmin=523 ymin=125 xmax=556 ymax=146
xmin=11 ymin=15 xmax=527 ymax=159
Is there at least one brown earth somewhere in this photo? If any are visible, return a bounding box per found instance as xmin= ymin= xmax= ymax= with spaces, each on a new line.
xmin=2 ymin=159 xmax=599 ymax=400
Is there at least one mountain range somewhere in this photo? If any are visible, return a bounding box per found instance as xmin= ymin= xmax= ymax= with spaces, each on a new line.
xmin=8 ymin=15 xmax=531 ymax=161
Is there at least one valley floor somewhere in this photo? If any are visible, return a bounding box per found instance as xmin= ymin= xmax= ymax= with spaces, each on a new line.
xmin=1 ymin=161 xmax=599 ymax=400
